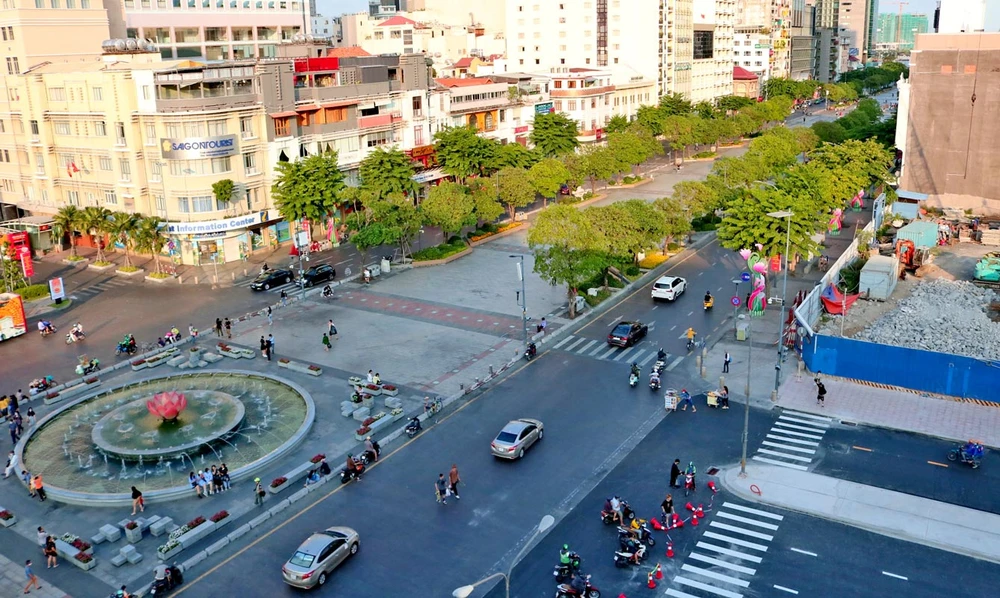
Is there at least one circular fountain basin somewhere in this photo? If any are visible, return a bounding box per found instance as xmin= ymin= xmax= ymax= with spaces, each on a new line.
xmin=91 ymin=390 xmax=245 ymax=461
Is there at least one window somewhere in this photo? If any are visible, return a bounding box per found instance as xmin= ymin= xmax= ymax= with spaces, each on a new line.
xmin=115 ymin=122 xmax=126 ymax=145
xmin=34 ymin=0 xmax=42 ymax=6
xmin=0 ymin=120 xmax=4 ymax=133
xmin=567 ymin=100 xmax=577 ymax=111
xmin=142 ymin=85 xmax=151 ymax=100
xmin=211 ymin=156 xmax=231 ymax=174
xmin=154 ymin=194 xmax=166 ymax=212
xmin=374 ymin=31 xmax=384 ymax=40
xmin=411 ymin=95 xmax=422 ymax=117
xmin=145 ymin=123 xmax=156 ymax=145
xmin=95 ymin=120 xmax=107 ymax=136
xmin=240 ymin=116 xmax=254 ymax=139
xmin=29 ymin=120 xmax=39 ymax=139
xmin=693 ymin=30 xmax=714 ymax=60
xmin=151 ymin=161 xmax=162 ymax=183
xmin=191 ymin=195 xmax=213 ymax=212
xmin=413 ymin=125 xmax=424 ymax=145
xmin=184 ymin=122 xmax=205 ymax=137
xmin=177 ymin=197 xmax=189 ymax=213
xmin=67 ymin=190 xmax=80 ymax=206
xmin=5 ymin=57 xmax=18 ymax=75
xmin=364 ymin=130 xmax=391 ymax=148
xmin=274 ymin=118 xmax=290 ymax=137
xmin=165 ymin=123 xmax=182 ymax=138
xmin=119 ymin=158 xmax=131 ymax=182
xmin=499 ymin=110 xmax=506 ymax=123
xmin=243 ymin=152 xmax=258 ymax=174
xmin=99 ymin=156 xmax=112 ymax=171
xmin=208 ymin=119 xmax=228 ymax=135
xmin=53 ymin=121 xmax=71 ymax=135
xmin=48 ymin=87 xmax=66 ymax=101
xmin=50 ymin=0 xmax=59 ymax=7
xmin=92 ymin=87 xmax=103 ymax=101
xmin=104 ymin=190 xmax=118 ymax=205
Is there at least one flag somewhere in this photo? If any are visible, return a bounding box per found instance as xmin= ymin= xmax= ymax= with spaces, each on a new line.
xmin=67 ymin=161 xmax=80 ymax=177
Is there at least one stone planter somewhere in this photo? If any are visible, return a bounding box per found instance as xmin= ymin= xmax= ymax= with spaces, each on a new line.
xmin=63 ymin=257 xmax=88 ymax=266
xmin=361 ymin=396 xmax=374 ymax=409
xmin=276 ymin=360 xmax=291 ymax=369
xmin=157 ymin=543 xmax=183 ymax=562
xmin=115 ymin=268 xmax=145 ymax=278
xmin=71 ymin=555 xmax=98 ymax=570
xmin=0 ymin=516 xmax=17 ymax=528
xmin=88 ymin=262 xmax=115 ymax=272
xmin=354 ymin=433 xmax=367 ymax=441
xmin=131 ymin=361 xmax=148 ymax=372
xmin=268 ymin=481 xmax=290 ymax=495
xmin=348 ymin=376 xmax=364 ymax=387
xmin=125 ymin=525 xmax=142 ymax=544
xmin=363 ymin=385 xmax=382 ymax=396
xmin=145 ymin=356 xmax=167 ymax=369
xmin=211 ymin=516 xmax=231 ymax=531
xmin=145 ymin=275 xmax=172 ymax=284
xmin=380 ymin=386 xmax=398 ymax=396
xmin=178 ymin=521 xmax=216 ymax=549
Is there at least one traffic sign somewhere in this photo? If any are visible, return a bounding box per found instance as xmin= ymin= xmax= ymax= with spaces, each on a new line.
xmin=741 ymin=272 xmax=751 ymax=282
xmin=731 ymin=296 xmax=741 ymax=307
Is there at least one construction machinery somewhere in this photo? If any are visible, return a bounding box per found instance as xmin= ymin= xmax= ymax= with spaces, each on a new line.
xmin=896 ymin=239 xmax=929 ymax=274
xmin=974 ymin=254 xmax=1000 ymax=289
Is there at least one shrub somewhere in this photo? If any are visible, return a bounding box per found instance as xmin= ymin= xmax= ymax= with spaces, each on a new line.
xmin=447 ymin=235 xmax=463 ymax=245
xmin=0 ymin=510 xmax=12 ymax=520
xmin=13 ymin=284 xmax=49 ymax=301
xmin=157 ymin=540 xmax=180 ymax=556
xmin=210 ymin=510 xmax=229 ymax=523
xmin=691 ymin=151 xmax=717 ymax=159
xmin=382 ymin=384 xmax=397 ymax=391
xmin=308 ymin=365 xmax=321 ymax=371
xmin=624 ymin=264 xmax=640 ymax=277
xmin=622 ymin=175 xmax=643 ymax=184
xmin=118 ymin=265 xmax=140 ymax=273
xmin=412 ymin=241 xmax=468 ymax=262
xmin=607 ymin=179 xmax=618 ymax=186
xmin=93 ymin=260 xmax=113 ymax=267
xmin=638 ymin=254 xmax=670 ymax=269
xmin=125 ymin=521 xmax=138 ymax=530
xmin=148 ymin=272 xmax=172 ymax=279
xmin=310 ymin=454 xmax=326 ymax=464
xmin=71 ymin=538 xmax=91 ymax=551
xmin=186 ymin=516 xmax=206 ymax=529
xmin=278 ymin=358 xmax=290 ymax=364
xmin=667 ymin=242 xmax=680 ymax=251
xmin=356 ymin=426 xmax=370 ymax=436
xmin=584 ymin=289 xmax=612 ymax=307
xmin=362 ymin=417 xmax=376 ymax=427
xmin=74 ymin=552 xmax=93 ymax=563
xmin=270 ymin=477 xmax=287 ymax=488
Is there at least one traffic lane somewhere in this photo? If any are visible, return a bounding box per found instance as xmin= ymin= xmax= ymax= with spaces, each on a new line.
xmin=179 ymin=350 xmax=674 ymax=597
xmin=486 ymin=404 xmax=780 ymax=598
xmin=753 ymin=510 xmax=1000 ymax=598
xmin=813 ymin=424 xmax=1000 ymax=515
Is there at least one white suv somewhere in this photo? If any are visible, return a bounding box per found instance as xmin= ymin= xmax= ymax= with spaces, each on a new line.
xmin=651 ymin=276 xmax=687 ymax=301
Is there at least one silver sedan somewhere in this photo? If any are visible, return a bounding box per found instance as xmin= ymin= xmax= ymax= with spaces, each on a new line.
xmin=490 ymin=418 xmax=544 ymax=460
xmin=281 ymin=526 xmax=359 ymax=589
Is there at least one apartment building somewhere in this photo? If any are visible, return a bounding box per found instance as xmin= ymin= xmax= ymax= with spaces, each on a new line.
xmin=789 ymin=0 xmax=816 ymax=81
xmin=431 ymin=77 xmax=531 ymax=147
xmin=733 ymin=1 xmax=791 ymax=81
xmin=0 ymin=0 xmax=111 ymax=73
xmin=121 ymin=0 xmax=307 ymax=60
xmin=836 ymin=0 xmax=869 ymax=71
xmin=690 ymin=0 xmax=736 ymax=103
xmin=812 ymin=0 xmax=839 ymax=82
xmin=661 ymin=0 xmax=694 ymax=98
xmin=734 ymin=27 xmax=772 ymax=82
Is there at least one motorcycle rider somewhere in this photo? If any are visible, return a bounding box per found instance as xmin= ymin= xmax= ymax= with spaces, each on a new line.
xmin=525 ymin=342 xmax=537 ymax=359
xmin=364 ymin=436 xmax=379 ymax=462
xmin=344 ymin=453 xmax=362 ymax=481
xmin=609 ymin=496 xmax=623 ymax=525
xmin=704 ymin=291 xmax=713 ymax=305
xmin=38 ymin=320 xmax=56 ymax=335
xmin=657 ymin=348 xmax=667 ymax=362
xmin=569 ymin=572 xmax=588 ymax=595
xmin=70 ymin=322 xmax=85 ymax=341
xmin=153 ymin=563 xmax=173 ymax=590
xmin=685 ymin=327 xmax=697 ymax=349
xmin=322 ymin=284 xmax=334 ymax=298
xmin=559 ymin=544 xmax=575 ymax=569
xmin=649 ymin=369 xmax=661 ymax=389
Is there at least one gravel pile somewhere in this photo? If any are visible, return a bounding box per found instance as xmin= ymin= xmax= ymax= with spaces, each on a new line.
xmin=853 ymin=278 xmax=1000 ymax=359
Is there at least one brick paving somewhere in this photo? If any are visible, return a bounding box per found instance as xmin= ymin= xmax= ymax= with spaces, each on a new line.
xmin=0 ymin=553 xmax=71 ymax=598
xmin=777 ymin=375 xmax=1000 ymax=448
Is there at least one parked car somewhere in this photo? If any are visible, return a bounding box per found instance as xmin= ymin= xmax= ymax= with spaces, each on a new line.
xmin=250 ymin=268 xmax=294 ymax=291
xmin=490 ymin=418 xmax=544 ymax=460
xmin=301 ymin=264 xmax=336 ymax=287
xmin=559 ymin=183 xmax=571 ymax=195
xmin=607 ymin=321 xmax=648 ymax=348
xmin=281 ymin=526 xmax=360 ymax=589
xmin=651 ymin=275 xmax=687 ymax=302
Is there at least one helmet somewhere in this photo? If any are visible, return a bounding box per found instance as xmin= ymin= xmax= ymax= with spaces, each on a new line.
xmin=563 ymin=544 xmax=569 ymax=550
xmin=253 ymin=477 xmax=260 ymax=483
xmin=347 ymin=453 xmax=353 ymax=458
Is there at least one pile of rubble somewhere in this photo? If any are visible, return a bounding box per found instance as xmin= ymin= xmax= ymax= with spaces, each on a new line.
xmin=853 ymin=278 xmax=1000 ymax=359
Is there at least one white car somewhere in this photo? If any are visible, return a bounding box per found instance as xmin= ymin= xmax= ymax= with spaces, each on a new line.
xmin=651 ymin=276 xmax=687 ymax=301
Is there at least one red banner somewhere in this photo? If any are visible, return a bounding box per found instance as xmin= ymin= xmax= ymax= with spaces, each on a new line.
xmin=770 ymin=254 xmax=781 ymax=273
xmin=20 ymin=252 xmax=34 ymax=278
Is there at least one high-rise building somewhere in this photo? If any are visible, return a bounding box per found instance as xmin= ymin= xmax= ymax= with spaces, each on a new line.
xmin=662 ymin=0 xmax=694 ymax=98
xmin=733 ymin=1 xmax=792 ymax=83
xmin=837 ymin=0 xmax=869 ymax=71
xmin=813 ymin=0 xmax=839 ymax=81
xmin=864 ymin=0 xmax=878 ymax=61
xmin=0 ymin=0 xmax=112 ymax=72
xmin=690 ymin=0 xmax=736 ymax=102
xmin=874 ymin=12 xmax=929 ymax=52
xmin=789 ymin=0 xmax=817 ymax=80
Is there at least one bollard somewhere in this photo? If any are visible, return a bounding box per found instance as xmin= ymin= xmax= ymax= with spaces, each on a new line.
xmin=719 ymin=375 xmax=726 ymax=390
xmin=177 ymin=276 xmax=183 ymax=284
xmin=194 ymin=276 xmax=199 ymax=284
xmin=489 ymin=365 xmax=495 ymax=376
xmin=244 ymin=268 xmax=248 ymax=277
xmin=212 ymin=275 xmax=218 ymax=284
xmin=231 ymin=272 xmax=236 ymax=281
xmin=796 ymin=359 xmax=805 ymax=381
xmin=695 ymin=355 xmax=701 ymax=370
xmin=701 ymin=364 xmax=707 ymax=379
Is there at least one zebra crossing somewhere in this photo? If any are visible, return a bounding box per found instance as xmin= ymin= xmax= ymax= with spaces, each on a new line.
xmin=233 ymin=277 xmax=301 ymax=294
xmin=71 ymin=277 xmax=132 ymax=297
xmin=549 ymin=333 xmax=685 ymax=371
xmin=751 ymin=409 xmax=833 ymax=471
xmin=666 ymin=502 xmax=784 ymax=598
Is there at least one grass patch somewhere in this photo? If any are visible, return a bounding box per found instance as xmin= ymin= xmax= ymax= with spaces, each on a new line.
xmin=117 ymin=265 xmax=141 ymax=273
xmin=148 ymin=272 xmax=172 ymax=279
xmin=65 ymin=255 xmax=86 ymax=262
xmin=468 ymin=222 xmax=522 ymax=242
xmin=622 ymin=175 xmax=643 ymax=184
xmin=691 ymin=151 xmax=717 ymax=159
xmin=583 ymin=289 xmax=612 ymax=307
xmin=639 ymin=253 xmax=670 ymax=269
xmin=93 ymin=260 xmax=113 ymax=267
xmin=557 ymin=196 xmax=582 ymax=204
xmin=14 ymin=284 xmax=50 ymax=301
xmin=49 ymin=299 xmax=73 ymax=309
xmin=412 ymin=238 xmax=469 ymax=262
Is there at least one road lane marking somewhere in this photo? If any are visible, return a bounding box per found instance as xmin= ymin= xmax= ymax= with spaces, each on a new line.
xmin=768 ymin=427 xmax=823 ymax=440
xmin=757 ymin=448 xmax=813 ymax=462
xmin=553 ymin=336 xmax=574 ymax=349
xmin=703 ymin=531 xmax=768 ymax=551
xmin=615 ymin=346 xmax=638 ymax=362
xmin=682 ymin=564 xmax=750 ymax=587
xmin=772 ymin=421 xmax=828 ymax=434
xmin=766 ymin=434 xmax=819 ymax=446
xmin=852 ymin=445 xmax=873 ymax=452
xmin=687 ymin=311 xmax=694 ymax=316
xmin=688 ymin=552 xmax=757 ymax=575
xmin=575 ymin=340 xmax=597 ymax=354
xmin=674 ymin=576 xmax=743 ymax=598
xmin=665 ymin=589 xmax=701 ymax=598
xmin=882 ymin=571 xmax=908 ymax=581
xmin=666 ymin=356 xmax=684 ymax=371
xmin=790 ymin=548 xmax=818 ymax=557
xmin=564 ymin=338 xmax=587 ymax=352
xmin=721 ymin=503 xmax=784 ymax=520
xmin=598 ymin=346 xmax=618 ymax=359
xmin=716 ymin=512 xmax=781 ymax=530
xmin=616 ymin=348 xmax=643 ymax=362
xmin=762 ymin=441 xmax=816 ymax=454
xmin=608 ymin=316 xmax=623 ymax=326
xmin=778 ymin=415 xmax=830 ymax=428
xmin=927 ymin=461 xmax=949 ymax=468
xmin=751 ymin=456 xmax=809 ymax=471
xmin=696 ymin=542 xmax=763 ymax=562
xmin=670 ymin=325 xmax=677 ymax=331
xmin=774 ymin=585 xmax=799 ymax=594
xmin=638 ymin=352 xmax=657 ymax=367
xmin=781 ymin=410 xmax=833 ymax=423
xmin=709 ymin=521 xmax=774 ymax=541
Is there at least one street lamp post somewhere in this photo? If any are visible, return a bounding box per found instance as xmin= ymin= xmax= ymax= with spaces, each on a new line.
xmin=453 ymin=515 xmax=555 ymax=598
xmin=740 ymin=316 xmax=752 ymax=477
xmin=731 ymin=279 xmax=742 ymax=334
xmin=767 ymin=211 xmax=794 ymax=402
xmin=825 ymin=89 xmax=830 ymax=112
xmin=511 ymin=254 xmax=528 ymax=346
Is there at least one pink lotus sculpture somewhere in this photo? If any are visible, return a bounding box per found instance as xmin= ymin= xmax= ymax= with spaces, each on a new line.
xmin=147 ymin=391 xmax=188 ymax=421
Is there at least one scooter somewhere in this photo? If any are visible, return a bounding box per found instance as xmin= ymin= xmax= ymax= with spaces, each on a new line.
xmin=555 ymin=574 xmax=601 ymax=598
xmin=613 ymin=542 xmax=647 ymax=568
xmin=148 ymin=564 xmax=184 ymax=595
xmin=75 ymin=358 xmax=100 ymax=376
xmin=623 ymin=520 xmax=656 ymax=546
xmin=340 ymin=460 xmax=365 ymax=484
xmin=66 ymin=325 xmax=85 ymax=344
xmin=38 ymin=321 xmax=57 ymax=337
xmin=116 ymin=340 xmax=137 ymax=356
xmin=628 ymin=372 xmax=638 ymax=388
xmin=601 ymin=500 xmax=635 ymax=525
xmin=553 ymin=552 xmax=582 ymax=583
xmin=405 ymin=417 xmax=422 ymax=438
xmin=649 ymin=375 xmax=661 ymax=392
xmin=704 ymin=296 xmax=714 ymax=311
xmin=524 ymin=342 xmax=537 ymax=361
xmin=684 ymin=473 xmax=696 ymax=497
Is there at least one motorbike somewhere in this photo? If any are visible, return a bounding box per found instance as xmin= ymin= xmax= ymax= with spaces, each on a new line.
xmin=38 ymin=321 xmax=57 ymax=337
xmin=340 ymin=460 xmax=365 ymax=484
xmin=601 ymin=500 xmax=635 ymax=525
xmin=684 ymin=473 xmax=696 ymax=497
xmin=322 ymin=285 xmax=335 ymax=300
xmin=28 ymin=376 xmax=56 ymax=395
xmin=116 ymin=340 xmax=138 ymax=356
xmin=405 ymin=417 xmax=422 ymax=438
xmin=524 ymin=342 xmax=537 ymax=361
xmin=75 ymin=358 xmax=101 ymax=376
xmin=704 ymin=296 xmax=714 ymax=311
xmin=628 ymin=365 xmax=639 ymax=388
xmin=66 ymin=325 xmax=85 ymax=344
xmin=623 ymin=520 xmax=656 ymax=546
xmin=686 ymin=337 xmax=696 ymax=351
xmin=148 ymin=564 xmax=184 ymax=595
xmin=555 ymin=574 xmax=601 ymax=598
xmin=613 ymin=542 xmax=647 ymax=568
xmin=649 ymin=375 xmax=661 ymax=392
xmin=552 ymin=552 xmax=582 ymax=583
xmin=948 ymin=442 xmax=985 ymax=469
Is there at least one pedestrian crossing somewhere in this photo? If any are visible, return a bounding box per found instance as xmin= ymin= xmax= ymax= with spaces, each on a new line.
xmin=233 ymin=277 xmax=301 ymax=294
xmin=72 ymin=277 xmax=131 ymax=297
xmin=666 ymin=502 xmax=784 ymax=598
xmin=549 ymin=332 xmax=685 ymax=371
xmin=751 ymin=410 xmax=833 ymax=471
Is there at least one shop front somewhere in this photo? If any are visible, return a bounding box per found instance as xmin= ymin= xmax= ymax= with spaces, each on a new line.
xmin=0 ymin=217 xmax=54 ymax=255
xmin=164 ymin=209 xmax=286 ymax=265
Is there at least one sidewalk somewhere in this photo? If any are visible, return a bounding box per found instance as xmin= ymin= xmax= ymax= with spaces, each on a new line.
xmin=723 ymin=463 xmax=1000 ymax=565
xmin=0 ymin=553 xmax=70 ymax=598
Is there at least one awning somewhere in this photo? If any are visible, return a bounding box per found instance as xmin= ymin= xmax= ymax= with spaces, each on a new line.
xmin=295 ymin=104 xmax=321 ymax=112
xmin=269 ymin=111 xmax=297 ymax=118
xmin=412 ymin=167 xmax=447 ymax=184
xmin=897 ymin=190 xmax=929 ymax=201
xmin=321 ymin=99 xmax=359 ymax=109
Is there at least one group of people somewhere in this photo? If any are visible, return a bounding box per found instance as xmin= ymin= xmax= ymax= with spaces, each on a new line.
xmin=37 ymin=527 xmax=59 ymax=569
xmin=435 ymin=464 xmax=462 ymax=505
xmin=188 ymin=464 xmax=232 ymax=498
xmin=213 ymin=317 xmax=233 ymax=339
xmin=259 ymin=334 xmax=276 ymax=361
xmin=669 ymin=459 xmax=697 ymax=489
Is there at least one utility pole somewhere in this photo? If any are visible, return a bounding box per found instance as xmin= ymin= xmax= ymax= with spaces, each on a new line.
xmin=511 ymin=254 xmax=528 ymax=346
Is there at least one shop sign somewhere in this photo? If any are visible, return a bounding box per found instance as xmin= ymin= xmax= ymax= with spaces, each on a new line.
xmin=165 ymin=211 xmax=269 ymax=235
xmin=534 ymin=102 xmax=554 ymax=115
xmin=514 ymin=125 xmax=529 ymax=134
xmin=595 ymin=128 xmax=604 ymax=141
xmin=19 ymin=246 xmax=33 ymax=278
xmin=48 ymin=277 xmax=65 ymax=301
xmin=410 ymin=145 xmax=435 ymax=159
xmin=160 ymin=134 xmax=239 ymax=160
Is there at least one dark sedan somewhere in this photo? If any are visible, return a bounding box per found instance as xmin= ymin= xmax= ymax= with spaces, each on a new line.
xmin=250 ymin=268 xmax=294 ymax=291
xmin=607 ymin=321 xmax=648 ymax=348
xmin=301 ymin=264 xmax=336 ymax=287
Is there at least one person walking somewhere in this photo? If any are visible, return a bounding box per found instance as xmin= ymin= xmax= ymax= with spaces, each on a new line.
xmin=32 ymin=475 xmax=46 ymax=501
xmin=322 ymin=333 xmax=331 ymax=352
xmin=660 ymin=493 xmax=674 ymax=520
xmin=22 ymin=470 xmax=34 ymax=497
xmin=44 ymin=536 xmax=57 ymax=568
xmin=280 ymin=289 xmax=288 ymax=307
xmin=267 ymin=334 xmax=275 ymax=357
xmin=328 ymin=319 xmax=337 ymax=337
xmin=253 ymin=477 xmax=265 ymax=506
xmin=26 ymin=407 xmax=36 ymax=429
xmin=266 ymin=305 xmax=273 ymax=326
xmin=24 ymin=559 xmax=41 ymax=594
xmin=36 ymin=527 xmax=47 ymax=551
xmin=224 ymin=317 xmax=232 ymax=339
xmin=131 ymin=486 xmax=144 ymax=515
xmin=9 ymin=417 xmax=19 ymax=444
xmin=448 ymin=464 xmax=462 ymax=500
xmin=4 ymin=450 xmax=18 ymax=478
xmin=678 ymin=388 xmax=696 ymax=412
xmin=723 ymin=352 xmax=731 ymax=373
xmin=669 ymin=459 xmax=682 ymax=488
xmin=435 ymin=473 xmax=449 ymax=505
xmin=214 ymin=318 xmax=223 ymax=337
xmin=816 ymin=380 xmax=827 ymax=407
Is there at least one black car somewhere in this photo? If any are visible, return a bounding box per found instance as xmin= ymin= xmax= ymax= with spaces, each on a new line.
xmin=301 ymin=264 xmax=336 ymax=287
xmin=607 ymin=321 xmax=649 ymax=348
xmin=250 ymin=268 xmax=294 ymax=291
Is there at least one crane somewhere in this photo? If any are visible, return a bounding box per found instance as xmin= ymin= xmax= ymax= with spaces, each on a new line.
xmin=882 ymin=0 xmax=910 ymax=50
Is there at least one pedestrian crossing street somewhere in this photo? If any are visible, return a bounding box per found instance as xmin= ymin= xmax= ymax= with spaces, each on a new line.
xmin=752 ymin=409 xmax=833 ymax=472
xmin=72 ymin=277 xmax=131 ymax=297
xmin=666 ymin=502 xmax=785 ymax=598
xmin=550 ymin=332 xmax=685 ymax=371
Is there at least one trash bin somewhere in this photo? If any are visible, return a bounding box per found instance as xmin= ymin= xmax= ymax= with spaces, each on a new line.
xmin=573 ymin=296 xmax=586 ymax=313
xmin=736 ymin=322 xmax=750 ymax=341
xmin=367 ymin=264 xmax=381 ymax=277
xmin=380 ymin=258 xmax=391 ymax=274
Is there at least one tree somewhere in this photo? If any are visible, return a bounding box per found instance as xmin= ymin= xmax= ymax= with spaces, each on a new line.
xmin=669 ymin=180 xmax=722 ymax=216
xmin=107 ymin=211 xmax=141 ymax=269
xmin=420 ymin=181 xmax=476 ymax=240
xmin=345 ymin=200 xmax=392 ymax=268
xmin=467 ymin=177 xmax=505 ymax=224
xmin=530 ymin=112 xmax=579 ymax=157
xmin=212 ymin=179 xmax=235 ymax=208
xmin=589 ymin=200 xmax=669 ymax=261
xmin=661 ymin=115 xmax=697 ymax=157
xmin=716 ymin=95 xmax=756 ymax=113
xmin=493 ymin=166 xmax=535 ymax=221
xmin=652 ymin=196 xmax=693 ymax=252
xmin=80 ymin=206 xmax=113 ymax=264
xmin=807 ymin=139 xmax=894 ymax=205
xmin=811 ymin=121 xmax=848 ymax=144
xmin=52 ymin=205 xmax=81 ymax=257
xmin=579 ymin=145 xmax=616 ymax=192
xmin=495 ymin=143 xmax=539 ymax=170
xmin=359 ymin=147 xmax=417 ymax=199
xmin=658 ymin=93 xmax=693 ymax=117
xmin=528 ymin=158 xmax=571 ymax=207
xmin=527 ymin=204 xmax=607 ymax=318
xmin=359 ymin=192 xmax=424 ymax=260
xmin=272 ymin=151 xmax=346 ymax=224
xmin=433 ymin=126 xmax=499 ymax=181
xmin=635 ymin=105 xmax=665 ymax=137
xmin=605 ymin=114 xmax=631 ymax=134
xmin=608 ymin=129 xmax=662 ymax=177
xmin=716 ymin=186 xmax=823 ymax=265
xmin=0 ymin=241 xmax=27 ymax=291
xmin=134 ymin=216 xmax=167 ymax=275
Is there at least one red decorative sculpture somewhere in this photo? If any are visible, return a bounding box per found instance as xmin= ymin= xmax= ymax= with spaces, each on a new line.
xmin=147 ymin=391 xmax=188 ymax=421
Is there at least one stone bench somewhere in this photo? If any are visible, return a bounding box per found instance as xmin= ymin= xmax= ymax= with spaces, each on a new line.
xmin=99 ymin=523 xmax=122 ymax=543
xmin=384 ymin=397 xmax=402 ymax=409
xmin=111 ymin=544 xmax=144 ymax=567
xmin=167 ymin=355 xmax=187 ymax=367
xmin=352 ymin=407 xmax=370 ymax=421
xmin=149 ymin=516 xmax=175 ymax=537
xmin=203 ymin=352 xmax=223 ymax=363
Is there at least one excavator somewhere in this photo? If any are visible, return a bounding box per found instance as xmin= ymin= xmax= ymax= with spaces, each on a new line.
xmin=896 ymin=240 xmax=929 ymax=276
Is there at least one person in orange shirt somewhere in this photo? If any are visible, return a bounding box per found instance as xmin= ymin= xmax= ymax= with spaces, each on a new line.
xmin=32 ymin=475 xmax=46 ymax=502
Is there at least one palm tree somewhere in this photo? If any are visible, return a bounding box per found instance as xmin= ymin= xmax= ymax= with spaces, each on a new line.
xmin=80 ymin=206 xmax=113 ymax=263
xmin=52 ymin=205 xmax=81 ymax=258
xmin=107 ymin=211 xmax=141 ymax=269
xmin=135 ymin=216 xmax=167 ymax=275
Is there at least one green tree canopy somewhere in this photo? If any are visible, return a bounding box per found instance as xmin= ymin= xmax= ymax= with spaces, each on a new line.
xmin=467 ymin=177 xmax=506 ymax=224
xmin=528 ymin=158 xmax=571 ymax=205
xmin=212 ymin=179 xmax=235 ymax=207
xmin=811 ymin=121 xmax=848 ymax=144
xmin=272 ymin=151 xmax=346 ymax=224
xmin=527 ymin=204 xmax=607 ymax=318
xmin=658 ymin=93 xmax=693 ymax=117
xmin=579 ymin=145 xmax=617 ymax=191
xmin=716 ymin=95 xmax=756 ymax=113
xmin=495 ymin=142 xmax=540 ymax=170
xmin=134 ymin=216 xmax=167 ymax=275
xmin=530 ymin=112 xmax=579 ymax=157
xmin=589 ymin=200 xmax=669 ymax=260
xmin=605 ymin=114 xmax=631 ymax=134
xmin=107 ymin=211 xmax=141 ymax=268
xmin=52 ymin=205 xmax=81 ymax=257
xmin=358 ymin=147 xmax=417 ymax=199
xmin=494 ymin=166 xmax=535 ymax=221
xmin=80 ymin=206 xmax=113 ymax=264
xmin=716 ymin=185 xmax=822 ymax=263
xmin=608 ymin=129 xmax=662 ymax=176
xmin=420 ymin=181 xmax=476 ymax=239
xmin=433 ymin=125 xmax=499 ymax=182
xmin=652 ymin=196 xmax=693 ymax=251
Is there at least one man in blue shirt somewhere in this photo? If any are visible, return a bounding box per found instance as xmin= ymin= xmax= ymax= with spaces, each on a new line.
xmin=24 ymin=559 xmax=42 ymax=593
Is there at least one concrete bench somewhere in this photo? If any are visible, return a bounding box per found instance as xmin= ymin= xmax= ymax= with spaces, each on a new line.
xmin=99 ymin=523 xmax=122 ymax=543
xmin=111 ymin=544 xmax=143 ymax=567
xmin=352 ymin=407 xmax=370 ymax=421
xmin=149 ymin=517 xmax=174 ymax=537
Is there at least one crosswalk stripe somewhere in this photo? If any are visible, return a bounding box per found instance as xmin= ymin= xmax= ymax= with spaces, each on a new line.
xmin=702 ymin=531 xmax=769 ymax=552
xmin=757 ymin=448 xmax=813 ymax=462
xmin=576 ymin=340 xmax=598 ymax=354
xmin=720 ymin=503 xmax=784 ymax=521
xmin=674 ymin=576 xmax=744 ymax=598
xmin=773 ymin=421 xmax=828 ymax=434
xmin=768 ymin=427 xmax=823 ymax=440
xmin=666 ymin=355 xmax=684 ymax=371
xmin=617 ymin=348 xmax=643 ymax=362
xmin=696 ymin=542 xmax=763 ymax=563
xmin=682 ymin=564 xmax=750 ymax=588
xmin=688 ymin=552 xmax=757 ymax=575
xmin=716 ymin=512 xmax=781 ymax=530
xmin=638 ymin=351 xmax=657 ymax=367
xmin=553 ymin=336 xmax=574 ymax=349
xmin=762 ymin=441 xmax=816 ymax=454
xmin=766 ymin=434 xmax=819 ymax=446
xmin=664 ymin=589 xmax=702 ymax=598
xmin=614 ymin=346 xmax=637 ymax=362
xmin=598 ymin=346 xmax=618 ymax=359
xmin=564 ymin=338 xmax=587 ymax=352
xmin=752 ymin=456 xmax=809 ymax=471
xmin=782 ymin=409 xmax=834 ymax=423
xmin=709 ymin=521 xmax=774 ymax=541
xmin=779 ymin=415 xmax=830 ymax=428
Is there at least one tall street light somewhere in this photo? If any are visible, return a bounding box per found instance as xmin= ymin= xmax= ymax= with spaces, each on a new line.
xmin=767 ymin=211 xmax=794 ymax=402
xmin=511 ymin=254 xmax=528 ymax=346
xmin=453 ymin=515 xmax=555 ymax=598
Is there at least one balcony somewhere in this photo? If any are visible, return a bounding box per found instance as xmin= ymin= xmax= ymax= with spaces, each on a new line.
xmin=294 ymin=80 xmax=400 ymax=104
xmin=358 ymin=114 xmax=393 ymax=128
xmin=550 ymin=85 xmax=615 ymax=98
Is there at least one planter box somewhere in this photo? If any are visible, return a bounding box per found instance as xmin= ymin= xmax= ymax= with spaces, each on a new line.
xmin=178 ymin=520 xmax=216 ymax=549
xmin=268 ymin=481 xmax=290 ymax=495
xmin=116 ymin=268 xmax=145 ymax=278
xmin=88 ymin=262 xmax=115 ymax=272
xmin=348 ymin=376 xmax=364 ymax=387
xmin=289 ymin=363 xmax=322 ymax=376
xmin=380 ymin=386 xmax=398 ymax=396
xmin=367 ymin=416 xmax=393 ymax=434
xmin=276 ymin=360 xmax=291 ymax=369
xmin=157 ymin=543 xmax=183 ymax=562
xmin=354 ymin=433 xmax=367 ymax=441
xmin=363 ymin=386 xmax=382 ymax=396
xmin=0 ymin=516 xmax=16 ymax=527
xmin=131 ymin=362 xmax=147 ymax=372
xmin=211 ymin=516 xmax=231 ymax=531
xmin=269 ymin=461 xmax=313 ymax=495
xmin=70 ymin=556 xmax=98 ymax=570
xmin=125 ymin=526 xmax=142 ymax=544
xmin=412 ymin=246 xmax=473 ymax=267
xmin=63 ymin=257 xmax=88 ymax=266
xmin=145 ymin=357 xmax=166 ymax=369
xmin=361 ymin=396 xmax=374 ymax=409
xmin=145 ymin=275 xmax=173 ymax=284
xmin=219 ymin=348 xmax=244 ymax=359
